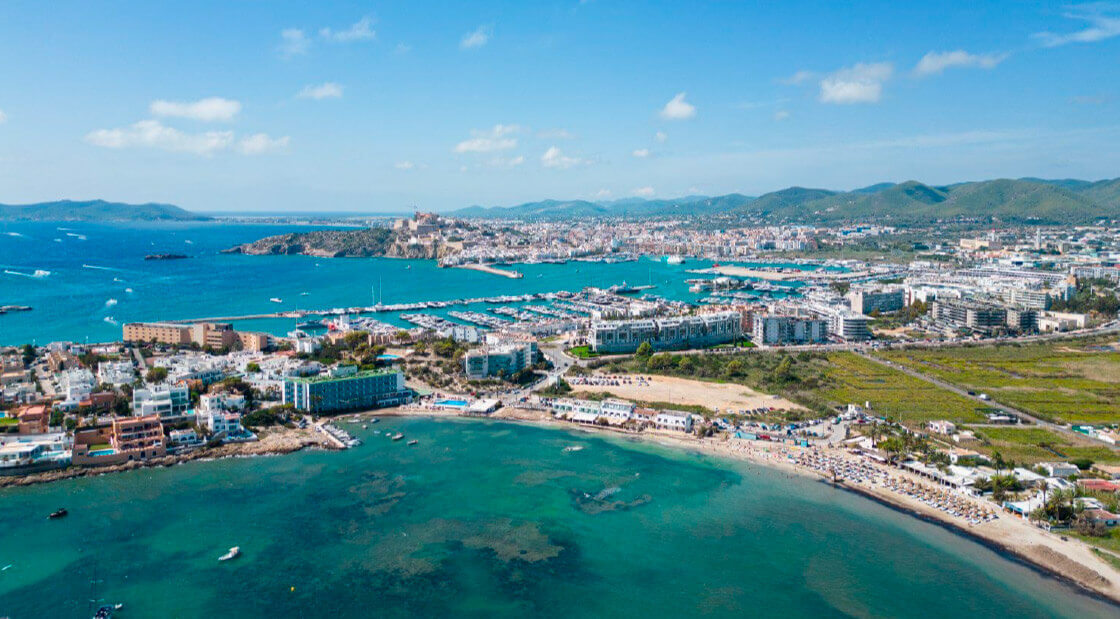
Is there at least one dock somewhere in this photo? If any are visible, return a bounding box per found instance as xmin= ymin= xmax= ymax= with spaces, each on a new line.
xmin=455 ymin=263 xmax=524 ymax=279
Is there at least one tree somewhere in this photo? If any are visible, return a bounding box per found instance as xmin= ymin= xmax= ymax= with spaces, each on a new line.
xmin=723 ymin=359 xmax=744 ymax=378
xmin=677 ymin=356 xmax=695 ymax=374
xmin=145 ymin=367 xmax=169 ymax=383
xmin=246 ymin=362 xmax=261 ymax=373
xmin=635 ymin=341 xmax=654 ymax=361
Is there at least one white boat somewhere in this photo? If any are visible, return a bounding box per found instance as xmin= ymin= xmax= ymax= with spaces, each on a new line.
xmin=219 ymin=546 xmax=241 ymax=561
xmin=666 ymin=255 xmax=685 ymax=265
xmin=563 ymin=445 xmax=584 ymax=453
xmin=269 ymin=297 xmax=283 ymax=303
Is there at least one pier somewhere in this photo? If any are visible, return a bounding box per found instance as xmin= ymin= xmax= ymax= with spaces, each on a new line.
xmin=454 ymin=263 xmax=524 ymax=279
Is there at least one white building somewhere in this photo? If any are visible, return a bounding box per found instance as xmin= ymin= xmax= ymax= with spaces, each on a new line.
xmin=590 ymin=311 xmax=742 ymax=354
xmin=59 ymin=368 xmax=96 ymax=404
xmin=654 ymin=410 xmax=694 ymax=432
xmin=751 ymin=314 xmax=828 ymax=345
xmin=97 ymin=361 xmax=136 ymax=386
xmin=133 ymin=384 xmax=191 ymax=420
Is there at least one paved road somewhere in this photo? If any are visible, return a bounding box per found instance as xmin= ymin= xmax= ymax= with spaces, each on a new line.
xmin=854 ymin=349 xmax=1120 ymax=453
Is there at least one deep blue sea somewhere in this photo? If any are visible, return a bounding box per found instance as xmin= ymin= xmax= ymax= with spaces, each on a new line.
xmin=0 ymin=221 xmax=798 ymax=346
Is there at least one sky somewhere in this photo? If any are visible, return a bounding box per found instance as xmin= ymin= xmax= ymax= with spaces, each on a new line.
xmin=0 ymin=1 xmax=1118 ymax=212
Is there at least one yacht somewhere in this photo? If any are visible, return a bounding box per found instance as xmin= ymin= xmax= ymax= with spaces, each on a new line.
xmin=269 ymin=297 xmax=283 ymax=304
xmin=219 ymin=546 xmax=241 ymax=561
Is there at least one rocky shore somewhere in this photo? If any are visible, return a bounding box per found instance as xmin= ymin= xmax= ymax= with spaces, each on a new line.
xmin=0 ymin=427 xmax=337 ymax=489
xmin=222 ymin=227 xmax=445 ymax=259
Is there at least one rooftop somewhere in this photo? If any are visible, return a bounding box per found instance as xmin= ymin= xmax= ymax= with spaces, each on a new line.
xmin=285 ymin=367 xmax=401 ymax=384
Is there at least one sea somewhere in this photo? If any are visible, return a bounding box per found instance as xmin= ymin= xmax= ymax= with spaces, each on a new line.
xmin=0 ymin=220 xmax=808 ymax=346
xmin=0 ymin=417 xmax=1115 ymax=618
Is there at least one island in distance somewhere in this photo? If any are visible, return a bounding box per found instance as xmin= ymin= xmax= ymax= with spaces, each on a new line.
xmin=0 ymin=199 xmax=210 ymax=222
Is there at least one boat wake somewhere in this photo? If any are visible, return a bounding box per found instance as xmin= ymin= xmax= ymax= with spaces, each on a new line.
xmin=83 ymin=264 xmax=118 ymax=271
xmin=103 ymin=316 xmax=119 ymax=325
xmin=4 ymin=231 xmax=24 ymax=238
xmin=4 ymin=269 xmax=51 ymax=279
xmin=66 ymin=232 xmax=87 ymax=240
xmin=105 ymin=298 xmax=118 ymax=308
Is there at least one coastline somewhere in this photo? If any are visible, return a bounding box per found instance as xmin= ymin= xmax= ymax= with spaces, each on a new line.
xmin=377 ymin=406 xmax=1120 ymax=605
xmin=0 ymin=426 xmax=337 ymax=489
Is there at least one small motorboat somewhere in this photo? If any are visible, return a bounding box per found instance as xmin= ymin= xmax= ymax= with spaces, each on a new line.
xmin=563 ymin=446 xmax=584 ymax=453
xmin=362 ymin=424 xmax=369 ymax=429
xmin=219 ymin=546 xmax=241 ymax=561
xmin=93 ymin=604 xmax=122 ymax=619
xmin=48 ymin=508 xmax=68 ymax=519
xmin=391 ymin=433 xmax=404 ymax=441
xmin=269 ymin=297 xmax=283 ymax=304
xmin=407 ymin=440 xmax=418 ymax=446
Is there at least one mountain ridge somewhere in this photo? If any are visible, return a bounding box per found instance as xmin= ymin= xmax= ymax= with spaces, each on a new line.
xmin=0 ymin=199 xmax=209 ymax=222
xmin=451 ymin=177 xmax=1120 ymax=224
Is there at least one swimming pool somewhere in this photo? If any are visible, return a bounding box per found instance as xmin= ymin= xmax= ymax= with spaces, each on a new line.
xmin=377 ymin=354 xmax=401 ymax=361
xmin=434 ymin=399 xmax=469 ymax=408
xmin=87 ymin=448 xmax=117 ymax=457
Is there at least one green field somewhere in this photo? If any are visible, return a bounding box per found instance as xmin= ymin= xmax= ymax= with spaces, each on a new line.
xmin=812 ymin=353 xmax=991 ymax=426
xmin=880 ymin=337 xmax=1120 ymax=425
xmin=965 ymin=426 xmax=1120 ymax=465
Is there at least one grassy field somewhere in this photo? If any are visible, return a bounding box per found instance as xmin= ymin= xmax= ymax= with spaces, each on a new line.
xmin=604 ymin=349 xmax=989 ymax=426
xmin=566 ymin=345 xmax=600 ymax=359
xmin=812 ymin=352 xmax=991 ymax=426
xmin=965 ymin=426 xmax=1120 ymax=465
xmin=879 ymin=336 xmax=1120 ymax=425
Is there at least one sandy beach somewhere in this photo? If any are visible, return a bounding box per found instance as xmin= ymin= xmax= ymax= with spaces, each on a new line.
xmin=567 ymin=373 xmax=804 ymax=413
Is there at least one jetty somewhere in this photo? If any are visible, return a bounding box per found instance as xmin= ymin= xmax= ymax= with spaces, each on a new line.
xmin=454 ymin=263 xmax=524 ymax=279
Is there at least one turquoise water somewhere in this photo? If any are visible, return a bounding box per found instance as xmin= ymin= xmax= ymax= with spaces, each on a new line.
xmin=435 ymin=399 xmax=469 ymax=407
xmin=0 ymin=221 xmax=800 ymax=346
xmin=0 ymin=417 xmax=1115 ymax=618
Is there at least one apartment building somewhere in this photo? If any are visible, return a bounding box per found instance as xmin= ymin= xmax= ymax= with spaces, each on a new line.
xmin=590 ymin=311 xmax=741 ymax=354
xmin=751 ymin=315 xmax=829 ymax=345
xmin=282 ymin=366 xmax=412 ymax=414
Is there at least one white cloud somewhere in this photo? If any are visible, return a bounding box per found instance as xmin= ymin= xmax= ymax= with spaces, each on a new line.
xmin=150 ymin=97 xmax=241 ymax=122
xmin=238 ymin=133 xmax=289 ymax=155
xmin=659 ymin=92 xmax=696 ymax=120
xmin=913 ymin=50 xmax=1007 ymax=77
xmin=819 ymin=62 xmax=893 ymax=104
xmin=0 ymin=109 xmax=6 ymax=124
xmin=461 ymin=25 xmax=492 ymax=49
xmin=320 ymin=16 xmax=375 ymax=42
xmin=632 ymin=148 xmax=651 ymax=158
xmin=655 ymin=131 xmax=667 ymax=143
xmin=395 ymin=160 xmax=416 ymax=170
xmin=279 ymin=28 xmax=310 ymax=58
xmin=541 ymin=146 xmax=585 ymax=169
xmin=85 ymin=120 xmax=234 ymax=155
xmin=297 ymin=82 xmax=343 ymax=100
xmin=394 ymin=43 xmax=412 ymax=54
xmin=773 ymin=110 xmax=790 ymax=121
xmin=454 ymin=124 xmax=521 ymax=153
xmin=594 ymin=188 xmax=612 ymax=199
xmin=780 ymin=70 xmax=816 ymax=85
xmin=632 ymin=186 xmax=655 ymax=198
xmin=1034 ymin=5 xmax=1120 ymax=47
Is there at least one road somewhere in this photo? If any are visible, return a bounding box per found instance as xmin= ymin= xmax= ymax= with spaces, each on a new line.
xmin=854 ymin=349 xmax=1120 ymax=454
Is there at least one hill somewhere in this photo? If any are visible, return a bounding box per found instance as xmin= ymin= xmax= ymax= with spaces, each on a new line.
xmin=0 ymin=200 xmax=209 ymax=222
xmin=452 ymin=194 xmax=755 ymax=220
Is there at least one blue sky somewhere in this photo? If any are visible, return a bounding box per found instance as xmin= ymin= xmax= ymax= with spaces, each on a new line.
xmin=0 ymin=1 xmax=1118 ymax=212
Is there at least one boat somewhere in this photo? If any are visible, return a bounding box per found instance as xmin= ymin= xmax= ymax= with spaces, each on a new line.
xmin=563 ymin=445 xmax=584 ymax=453
xmin=219 ymin=546 xmax=241 ymax=561
xmin=269 ymin=297 xmax=283 ymax=303
xmin=362 ymin=424 xmax=368 ymax=429
xmin=666 ymin=255 xmax=685 ymax=265
xmin=48 ymin=508 xmax=68 ymax=519
xmin=93 ymin=604 xmax=123 ymax=619
xmin=407 ymin=439 xmax=418 ymax=446
xmin=391 ymin=433 xmax=404 ymax=441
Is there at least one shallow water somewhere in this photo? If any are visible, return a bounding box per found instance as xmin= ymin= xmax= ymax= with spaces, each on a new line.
xmin=0 ymin=417 xmax=1115 ymax=618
